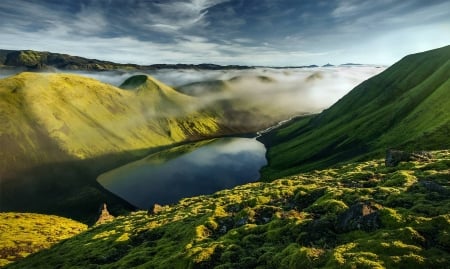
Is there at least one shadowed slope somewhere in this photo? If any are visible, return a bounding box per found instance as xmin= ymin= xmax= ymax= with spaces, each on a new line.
xmin=260 ymin=45 xmax=450 ymax=179
xmin=0 ymin=73 xmax=227 ymax=222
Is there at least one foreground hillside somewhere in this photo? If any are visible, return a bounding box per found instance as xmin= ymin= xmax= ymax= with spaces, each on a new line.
xmin=7 ymin=150 xmax=450 ymax=268
xmin=260 ymin=45 xmax=450 ymax=179
xmin=0 ymin=72 xmax=245 ymax=222
xmin=0 ymin=213 xmax=86 ymax=267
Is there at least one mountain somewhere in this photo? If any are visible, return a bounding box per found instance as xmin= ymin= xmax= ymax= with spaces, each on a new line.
xmin=175 ymin=75 xmax=311 ymax=132
xmin=6 ymin=150 xmax=450 ymax=268
xmin=0 ymin=72 xmax=256 ymax=222
xmin=260 ymin=45 xmax=450 ymax=179
xmin=0 ymin=49 xmax=251 ymax=71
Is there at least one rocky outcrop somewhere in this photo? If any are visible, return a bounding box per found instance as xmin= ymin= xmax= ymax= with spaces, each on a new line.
xmin=419 ymin=180 xmax=449 ymax=195
xmin=95 ymin=203 xmax=115 ymax=225
xmin=336 ymin=201 xmax=381 ymax=232
xmin=385 ymin=149 xmax=432 ymax=167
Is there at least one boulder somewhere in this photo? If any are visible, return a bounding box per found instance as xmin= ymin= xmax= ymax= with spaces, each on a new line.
xmin=336 ymin=201 xmax=381 ymax=232
xmin=419 ymin=181 xmax=449 ymax=195
xmin=385 ymin=149 xmax=432 ymax=167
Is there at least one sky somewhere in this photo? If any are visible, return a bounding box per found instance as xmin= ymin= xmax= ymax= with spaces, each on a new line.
xmin=0 ymin=0 xmax=449 ymax=66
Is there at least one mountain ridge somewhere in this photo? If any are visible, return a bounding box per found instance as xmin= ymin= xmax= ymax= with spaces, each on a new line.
xmin=260 ymin=45 xmax=450 ymax=179
xmin=0 ymin=72 xmax=262 ymax=222
xmin=0 ymin=49 xmax=252 ymax=71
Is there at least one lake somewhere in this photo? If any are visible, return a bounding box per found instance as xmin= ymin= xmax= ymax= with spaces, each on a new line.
xmin=97 ymin=138 xmax=267 ymax=209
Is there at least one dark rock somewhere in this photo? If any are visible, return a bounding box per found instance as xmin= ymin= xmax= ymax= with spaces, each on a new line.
xmin=336 ymin=201 xmax=381 ymax=232
xmin=385 ymin=149 xmax=432 ymax=167
xmin=419 ymin=181 xmax=449 ymax=195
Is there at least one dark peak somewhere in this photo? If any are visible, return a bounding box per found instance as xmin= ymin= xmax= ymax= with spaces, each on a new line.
xmin=305 ymin=71 xmax=324 ymax=82
xmin=256 ymin=75 xmax=275 ymax=83
xmin=322 ymin=63 xmax=334 ymax=67
xmin=119 ymin=74 xmax=148 ymax=90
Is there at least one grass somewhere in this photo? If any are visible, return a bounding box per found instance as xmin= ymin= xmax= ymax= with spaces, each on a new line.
xmin=0 ymin=213 xmax=87 ymax=267
xmin=5 ymin=150 xmax=450 ymax=268
xmin=260 ymin=45 xmax=450 ymax=180
xmin=0 ymin=73 xmax=227 ymax=222
xmin=0 ymin=71 xmax=298 ymax=222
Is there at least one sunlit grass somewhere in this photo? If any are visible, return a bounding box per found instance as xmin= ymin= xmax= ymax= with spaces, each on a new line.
xmin=6 ymin=150 xmax=450 ymax=268
xmin=0 ymin=213 xmax=87 ymax=267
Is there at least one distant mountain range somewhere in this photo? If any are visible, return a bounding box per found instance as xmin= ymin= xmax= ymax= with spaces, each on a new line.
xmin=0 ymin=49 xmax=252 ymax=71
xmin=0 ymin=49 xmax=366 ymax=71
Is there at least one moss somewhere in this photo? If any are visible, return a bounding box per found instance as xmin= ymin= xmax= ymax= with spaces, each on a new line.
xmin=7 ymin=151 xmax=450 ymax=268
xmin=0 ymin=213 xmax=87 ymax=267
xmin=382 ymin=170 xmax=417 ymax=187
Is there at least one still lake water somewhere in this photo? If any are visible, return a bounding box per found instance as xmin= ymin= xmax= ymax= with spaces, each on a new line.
xmin=97 ymin=138 xmax=267 ymax=209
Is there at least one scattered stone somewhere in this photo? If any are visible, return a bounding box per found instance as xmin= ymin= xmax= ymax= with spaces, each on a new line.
xmin=236 ymin=218 xmax=247 ymax=226
xmin=151 ymin=204 xmax=165 ymax=214
xmin=385 ymin=149 xmax=432 ymax=167
xmin=336 ymin=201 xmax=381 ymax=232
xmin=420 ymin=181 xmax=449 ymax=195
xmin=95 ymin=203 xmax=114 ymax=225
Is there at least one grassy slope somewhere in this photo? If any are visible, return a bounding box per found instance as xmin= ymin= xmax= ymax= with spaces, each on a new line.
xmin=7 ymin=151 xmax=450 ymax=268
xmin=0 ymin=213 xmax=87 ymax=267
xmin=0 ymin=73 xmax=226 ymax=222
xmin=260 ymin=45 xmax=450 ymax=180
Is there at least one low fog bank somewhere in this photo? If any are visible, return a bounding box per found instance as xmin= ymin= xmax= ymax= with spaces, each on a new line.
xmin=165 ymin=66 xmax=386 ymax=116
xmin=0 ymin=67 xmax=26 ymax=79
xmin=0 ymin=65 xmax=385 ymax=119
xmin=75 ymin=65 xmax=385 ymax=115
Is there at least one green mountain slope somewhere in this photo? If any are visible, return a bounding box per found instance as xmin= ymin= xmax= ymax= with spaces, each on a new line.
xmin=0 ymin=73 xmax=233 ymax=222
xmin=7 ymin=151 xmax=450 ymax=268
xmin=260 ymin=45 xmax=450 ymax=179
xmin=0 ymin=213 xmax=87 ymax=267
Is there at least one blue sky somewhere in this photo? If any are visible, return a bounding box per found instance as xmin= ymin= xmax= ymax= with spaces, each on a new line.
xmin=0 ymin=0 xmax=449 ymax=65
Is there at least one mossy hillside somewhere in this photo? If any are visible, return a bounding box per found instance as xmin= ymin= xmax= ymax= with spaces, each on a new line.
xmin=0 ymin=73 xmax=225 ymax=222
xmin=0 ymin=213 xmax=87 ymax=267
xmin=261 ymin=45 xmax=450 ymax=179
xmin=16 ymin=73 xmax=222 ymax=159
xmin=8 ymin=150 xmax=450 ymax=268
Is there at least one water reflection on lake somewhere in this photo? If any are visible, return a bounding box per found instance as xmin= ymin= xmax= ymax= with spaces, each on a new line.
xmin=98 ymin=138 xmax=267 ymax=209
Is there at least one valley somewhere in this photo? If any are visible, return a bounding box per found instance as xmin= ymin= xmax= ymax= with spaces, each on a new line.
xmin=0 ymin=59 xmax=383 ymax=223
xmin=0 ymin=45 xmax=448 ymax=268
xmin=1 ymin=0 xmax=449 ymax=267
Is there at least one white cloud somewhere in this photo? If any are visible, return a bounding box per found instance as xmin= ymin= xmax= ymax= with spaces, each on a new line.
xmin=140 ymin=0 xmax=230 ymax=34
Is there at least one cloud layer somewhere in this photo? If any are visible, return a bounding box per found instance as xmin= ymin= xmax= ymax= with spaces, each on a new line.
xmin=0 ymin=0 xmax=449 ymax=65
